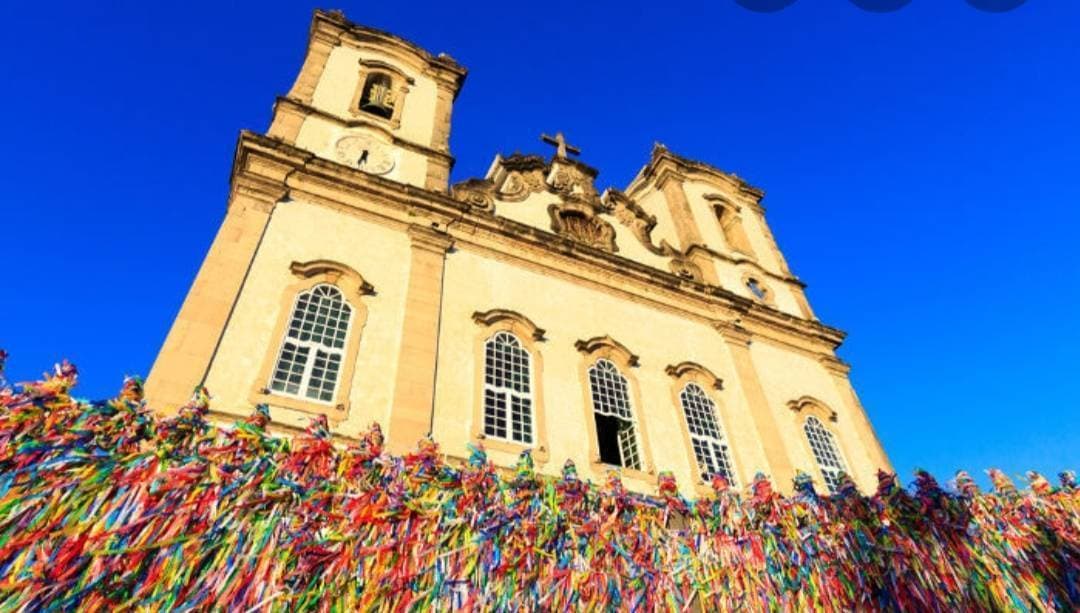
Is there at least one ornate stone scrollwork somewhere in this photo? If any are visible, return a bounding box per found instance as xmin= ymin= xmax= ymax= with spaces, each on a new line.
xmin=602 ymin=189 xmax=676 ymax=257
xmin=668 ymin=257 xmax=703 ymax=282
xmin=492 ymin=154 xmax=548 ymax=202
xmin=497 ymin=170 xmax=546 ymax=202
xmin=547 ymin=203 xmax=617 ymax=253
xmin=546 ymin=159 xmax=599 ymax=203
xmin=451 ymin=179 xmax=495 ymax=212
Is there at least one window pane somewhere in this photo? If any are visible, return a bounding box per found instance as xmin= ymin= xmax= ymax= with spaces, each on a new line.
xmin=588 ymin=360 xmax=633 ymax=420
xmin=617 ymin=421 xmax=641 ymax=470
xmin=269 ymin=284 xmax=352 ymax=404
xmin=804 ymin=416 xmax=846 ymax=494
xmin=271 ymin=342 xmax=309 ymax=396
xmin=680 ymin=383 xmax=737 ymax=486
xmin=482 ymin=332 xmax=533 ymax=444
xmin=589 ymin=360 xmax=639 ymax=469
xmin=483 ymin=389 xmax=508 ymax=439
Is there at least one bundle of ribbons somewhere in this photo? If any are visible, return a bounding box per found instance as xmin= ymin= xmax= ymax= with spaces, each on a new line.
xmin=0 ymin=357 xmax=1076 ymax=611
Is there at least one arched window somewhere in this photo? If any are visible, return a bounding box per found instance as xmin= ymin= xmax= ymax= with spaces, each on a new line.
xmin=804 ymin=415 xmax=847 ymax=493
xmin=359 ymin=73 xmax=395 ymax=119
xmin=482 ymin=331 xmax=534 ymax=444
xmin=588 ymin=359 xmax=641 ymax=470
xmin=269 ymin=284 xmax=352 ymax=403
xmin=679 ymin=383 xmax=737 ymax=486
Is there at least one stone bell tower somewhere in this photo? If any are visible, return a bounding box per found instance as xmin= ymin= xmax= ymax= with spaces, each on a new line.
xmin=145 ymin=10 xmax=467 ymax=416
xmin=267 ymin=10 xmax=467 ymax=191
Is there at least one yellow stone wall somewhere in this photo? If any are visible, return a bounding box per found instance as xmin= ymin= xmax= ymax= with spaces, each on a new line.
xmin=202 ymin=200 xmax=412 ymax=436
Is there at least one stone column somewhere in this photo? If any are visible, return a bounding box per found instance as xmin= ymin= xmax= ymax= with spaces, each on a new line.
xmin=715 ymin=321 xmax=795 ymax=490
xmin=145 ymin=176 xmax=283 ymax=413
xmin=387 ymin=225 xmax=454 ymax=453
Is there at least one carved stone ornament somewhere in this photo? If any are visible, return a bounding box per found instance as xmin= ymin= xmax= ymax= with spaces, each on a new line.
xmin=497 ymin=170 xmax=546 ymax=202
xmin=668 ymin=257 xmax=702 ymax=282
xmin=602 ymin=189 xmax=675 ymax=256
xmin=548 ymin=203 xmax=617 ymax=253
xmin=451 ymin=179 xmax=495 ymax=212
xmin=546 ymin=159 xmax=598 ymax=203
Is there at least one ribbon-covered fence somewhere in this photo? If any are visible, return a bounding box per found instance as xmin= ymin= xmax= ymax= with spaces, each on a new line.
xmin=0 ymin=356 xmax=1076 ymax=610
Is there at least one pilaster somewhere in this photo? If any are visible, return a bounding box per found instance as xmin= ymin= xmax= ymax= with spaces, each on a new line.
xmin=819 ymin=356 xmax=892 ymax=477
xmin=715 ymin=320 xmax=796 ymax=491
xmin=387 ymin=225 xmax=454 ymax=453
xmin=658 ymin=173 xmax=704 ymax=250
xmin=286 ymin=16 xmax=342 ymax=105
xmin=659 ymin=173 xmax=721 ymax=286
xmin=145 ymin=179 xmax=284 ymax=414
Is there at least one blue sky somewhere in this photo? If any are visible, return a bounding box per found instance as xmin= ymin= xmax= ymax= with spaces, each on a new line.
xmin=1 ymin=1 xmax=1076 ymax=488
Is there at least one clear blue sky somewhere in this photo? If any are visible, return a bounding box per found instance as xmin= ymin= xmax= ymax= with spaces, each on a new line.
xmin=1 ymin=1 xmax=1076 ymax=488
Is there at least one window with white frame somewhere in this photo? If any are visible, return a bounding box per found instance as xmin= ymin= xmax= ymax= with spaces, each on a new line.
xmin=803 ymin=415 xmax=847 ymax=494
xmin=482 ymin=331 xmax=534 ymax=444
xmin=679 ymin=383 xmax=737 ymax=486
xmin=269 ymin=284 xmax=352 ymax=403
xmin=588 ymin=359 xmax=642 ymax=470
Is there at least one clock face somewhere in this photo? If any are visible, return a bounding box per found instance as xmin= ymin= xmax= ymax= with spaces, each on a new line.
xmin=334 ymin=134 xmax=396 ymax=175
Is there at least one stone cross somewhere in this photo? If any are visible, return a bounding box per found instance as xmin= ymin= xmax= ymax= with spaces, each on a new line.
xmin=541 ymin=132 xmax=581 ymax=159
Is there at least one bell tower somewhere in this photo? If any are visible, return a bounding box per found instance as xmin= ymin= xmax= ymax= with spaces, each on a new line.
xmin=267 ymin=10 xmax=467 ymax=191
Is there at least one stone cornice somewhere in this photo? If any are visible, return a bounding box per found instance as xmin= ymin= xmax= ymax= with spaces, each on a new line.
xmin=625 ymin=144 xmax=766 ymax=210
xmin=406 ymin=224 xmax=454 ymax=254
xmin=471 ymin=309 xmax=546 ymax=341
xmin=574 ymin=336 xmax=640 ymax=367
xmin=311 ymin=10 xmax=467 ymax=94
xmin=818 ymin=355 xmax=852 ymax=376
xmin=684 ymin=244 xmax=807 ymax=289
xmin=664 ymin=362 xmax=724 ymax=390
xmin=229 ymin=131 xmax=848 ymax=355
xmin=713 ymin=320 xmax=753 ymax=347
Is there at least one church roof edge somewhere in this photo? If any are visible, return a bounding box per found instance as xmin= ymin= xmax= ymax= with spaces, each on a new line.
xmin=626 ymin=144 xmax=766 ymax=204
xmin=313 ymin=9 xmax=468 ymax=84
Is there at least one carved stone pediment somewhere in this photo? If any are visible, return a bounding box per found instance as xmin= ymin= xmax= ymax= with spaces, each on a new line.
xmin=546 ymin=158 xmax=599 ymax=204
xmin=451 ymin=178 xmax=495 ymax=212
xmin=489 ymin=154 xmax=547 ymax=202
xmin=547 ymin=202 xmax=617 ymax=253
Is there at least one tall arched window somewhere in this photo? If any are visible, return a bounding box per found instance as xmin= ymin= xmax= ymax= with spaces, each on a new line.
xmin=269 ymin=284 xmax=352 ymax=403
xmin=359 ymin=73 xmax=395 ymax=119
xmin=588 ymin=359 xmax=641 ymax=470
xmin=482 ymin=331 xmax=534 ymax=444
xmin=804 ymin=415 xmax=847 ymax=493
xmin=679 ymin=383 xmax=737 ymax=486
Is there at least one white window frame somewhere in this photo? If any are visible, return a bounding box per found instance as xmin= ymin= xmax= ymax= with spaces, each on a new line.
xmin=588 ymin=359 xmax=642 ymax=470
xmin=803 ymin=415 xmax=848 ymax=494
xmin=268 ymin=284 xmax=352 ymax=405
xmin=481 ymin=331 xmax=535 ymax=444
xmin=679 ymin=382 xmax=737 ymax=486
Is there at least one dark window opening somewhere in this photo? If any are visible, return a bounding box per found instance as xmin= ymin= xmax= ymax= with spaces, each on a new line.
xmin=595 ymin=413 xmax=624 ymax=466
xmin=359 ymin=73 xmax=394 ymax=119
xmin=747 ymin=278 xmax=767 ymax=300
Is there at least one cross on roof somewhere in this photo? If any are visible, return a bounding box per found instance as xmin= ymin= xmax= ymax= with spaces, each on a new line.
xmin=540 ymin=132 xmax=581 ymax=159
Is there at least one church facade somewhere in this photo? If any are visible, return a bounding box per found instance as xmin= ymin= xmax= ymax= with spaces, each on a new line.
xmin=146 ymin=10 xmax=890 ymax=495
